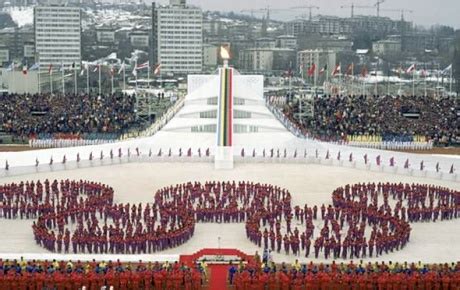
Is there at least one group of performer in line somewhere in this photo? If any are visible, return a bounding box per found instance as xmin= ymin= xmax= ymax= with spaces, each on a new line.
xmin=0 ymin=180 xmax=458 ymax=260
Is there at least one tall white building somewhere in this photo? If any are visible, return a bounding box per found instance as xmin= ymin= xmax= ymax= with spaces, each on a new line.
xmin=152 ymin=0 xmax=203 ymax=75
xmin=34 ymin=4 xmax=81 ymax=71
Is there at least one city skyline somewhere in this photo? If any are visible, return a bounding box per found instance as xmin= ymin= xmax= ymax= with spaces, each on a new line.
xmin=152 ymin=0 xmax=460 ymax=29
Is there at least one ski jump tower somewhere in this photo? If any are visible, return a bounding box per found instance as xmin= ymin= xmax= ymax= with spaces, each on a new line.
xmin=215 ymin=47 xmax=234 ymax=169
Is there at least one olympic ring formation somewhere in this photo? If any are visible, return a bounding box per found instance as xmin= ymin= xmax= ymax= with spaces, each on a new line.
xmin=0 ymin=180 xmax=458 ymax=258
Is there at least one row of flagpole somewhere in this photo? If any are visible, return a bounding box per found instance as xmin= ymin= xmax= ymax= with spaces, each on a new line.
xmin=299 ymin=61 xmax=454 ymax=96
xmin=6 ymin=60 xmax=161 ymax=95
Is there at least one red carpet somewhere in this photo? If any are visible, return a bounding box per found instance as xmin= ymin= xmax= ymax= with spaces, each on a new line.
xmin=208 ymin=264 xmax=229 ymax=290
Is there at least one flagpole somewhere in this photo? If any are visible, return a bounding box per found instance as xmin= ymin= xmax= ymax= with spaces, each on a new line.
xmin=339 ymin=62 xmax=342 ymax=95
xmin=135 ymin=60 xmax=138 ymax=92
xmin=436 ymin=64 xmax=440 ymax=97
xmin=326 ymin=65 xmax=329 ymax=94
xmin=37 ymin=54 xmax=41 ymax=94
xmin=351 ymin=63 xmax=354 ymax=96
xmin=147 ymin=61 xmax=150 ymax=89
xmin=123 ymin=64 xmax=126 ymax=91
xmin=312 ymin=51 xmax=319 ymax=96
xmin=86 ymin=65 xmax=89 ymax=95
xmin=449 ymin=64 xmax=453 ymax=95
xmin=412 ymin=69 xmax=415 ymax=96
xmin=10 ymin=61 xmax=15 ymax=94
xmin=98 ymin=64 xmax=102 ymax=95
xmin=50 ymin=67 xmax=53 ymax=94
xmin=424 ymin=63 xmax=427 ymax=96
xmin=387 ymin=67 xmax=390 ymax=96
xmin=62 ymin=63 xmax=65 ymax=95
xmin=111 ymin=69 xmax=114 ymax=95
xmin=74 ymin=65 xmax=77 ymax=95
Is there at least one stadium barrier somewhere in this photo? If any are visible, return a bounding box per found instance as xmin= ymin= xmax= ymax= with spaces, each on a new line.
xmin=1 ymin=147 xmax=458 ymax=182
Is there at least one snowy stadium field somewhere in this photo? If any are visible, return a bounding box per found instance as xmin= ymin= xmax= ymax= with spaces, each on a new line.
xmin=0 ymin=161 xmax=458 ymax=264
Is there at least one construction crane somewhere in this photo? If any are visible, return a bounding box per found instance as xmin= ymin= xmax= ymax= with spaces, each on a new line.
xmin=380 ymin=8 xmax=414 ymax=21
xmin=340 ymin=4 xmax=374 ymax=18
xmin=375 ymin=0 xmax=385 ymax=17
xmin=289 ymin=5 xmax=319 ymax=21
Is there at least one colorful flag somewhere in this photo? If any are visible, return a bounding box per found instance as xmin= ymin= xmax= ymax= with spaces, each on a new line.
xmin=136 ymin=61 xmax=149 ymax=70
xmin=48 ymin=64 xmax=53 ymax=75
xmin=153 ymin=64 xmax=161 ymax=75
xmin=6 ymin=62 xmax=15 ymax=71
xmin=319 ymin=64 xmax=328 ymax=75
xmin=346 ymin=63 xmax=354 ymax=76
xmin=406 ymin=64 xmax=416 ymax=74
xmin=307 ymin=63 xmax=316 ymax=77
xmin=331 ymin=64 xmax=341 ymax=76
xmin=118 ymin=62 xmax=125 ymax=75
xmin=442 ymin=64 xmax=452 ymax=75
xmin=80 ymin=63 xmax=88 ymax=76
xmin=361 ymin=66 xmax=368 ymax=77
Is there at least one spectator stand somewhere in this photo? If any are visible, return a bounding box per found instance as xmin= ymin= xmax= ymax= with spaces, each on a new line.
xmin=268 ymin=94 xmax=458 ymax=151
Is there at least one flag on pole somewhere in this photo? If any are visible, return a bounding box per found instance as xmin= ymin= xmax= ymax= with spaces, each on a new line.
xmin=71 ymin=62 xmax=75 ymax=70
xmin=319 ymin=64 xmax=328 ymax=75
xmin=406 ymin=64 xmax=416 ymax=74
xmin=118 ymin=62 xmax=125 ymax=75
xmin=80 ymin=62 xmax=88 ymax=76
xmin=132 ymin=66 xmax=137 ymax=76
xmin=110 ymin=65 xmax=115 ymax=76
xmin=59 ymin=62 xmax=65 ymax=72
xmin=93 ymin=64 xmax=100 ymax=73
xmin=361 ymin=66 xmax=368 ymax=77
xmin=346 ymin=63 xmax=354 ymax=76
xmin=22 ymin=64 xmax=28 ymax=75
xmin=331 ymin=64 xmax=341 ymax=76
xmin=48 ymin=64 xmax=53 ymax=75
xmin=6 ymin=61 xmax=15 ymax=71
xmin=441 ymin=64 xmax=452 ymax=75
xmin=153 ymin=64 xmax=161 ymax=75
xmin=136 ymin=61 xmax=149 ymax=70
xmin=307 ymin=63 xmax=316 ymax=77
xmin=421 ymin=68 xmax=427 ymax=77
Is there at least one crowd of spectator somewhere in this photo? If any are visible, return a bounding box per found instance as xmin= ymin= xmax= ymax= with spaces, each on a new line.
xmin=229 ymin=257 xmax=460 ymax=289
xmin=0 ymin=257 xmax=204 ymax=289
xmin=281 ymin=95 xmax=459 ymax=145
xmin=0 ymin=93 xmax=138 ymax=139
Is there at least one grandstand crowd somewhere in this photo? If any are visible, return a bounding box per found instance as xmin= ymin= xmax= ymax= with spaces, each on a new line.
xmin=0 ymin=180 xmax=458 ymax=259
xmin=0 ymin=257 xmax=205 ymax=289
xmin=0 ymin=93 xmax=137 ymax=139
xmin=229 ymin=257 xmax=460 ymax=289
xmin=279 ymin=95 xmax=459 ymax=145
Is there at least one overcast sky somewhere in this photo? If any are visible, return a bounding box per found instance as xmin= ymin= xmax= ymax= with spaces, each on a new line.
xmin=153 ymin=0 xmax=460 ymax=29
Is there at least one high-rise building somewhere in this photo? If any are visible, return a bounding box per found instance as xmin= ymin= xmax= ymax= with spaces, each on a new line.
xmin=151 ymin=0 xmax=203 ymax=75
xmin=34 ymin=3 xmax=81 ymax=71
